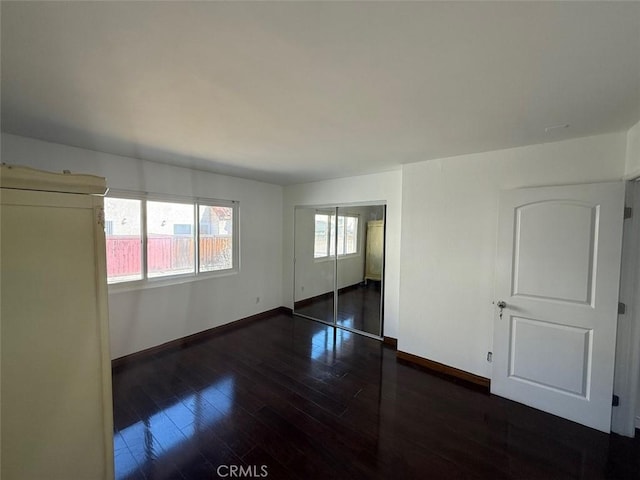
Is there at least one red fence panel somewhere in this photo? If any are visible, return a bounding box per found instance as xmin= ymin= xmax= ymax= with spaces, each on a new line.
xmin=147 ymin=236 xmax=194 ymax=273
xmin=107 ymin=235 xmax=233 ymax=278
xmin=106 ymin=236 xmax=141 ymax=277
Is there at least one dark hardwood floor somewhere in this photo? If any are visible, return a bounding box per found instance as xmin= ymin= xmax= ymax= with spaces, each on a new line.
xmin=112 ymin=313 xmax=640 ymax=479
xmin=294 ymin=281 xmax=382 ymax=335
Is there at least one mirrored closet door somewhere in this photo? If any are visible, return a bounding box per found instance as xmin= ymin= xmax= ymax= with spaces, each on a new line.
xmin=294 ymin=203 xmax=385 ymax=338
xmin=294 ymin=206 xmax=335 ymax=325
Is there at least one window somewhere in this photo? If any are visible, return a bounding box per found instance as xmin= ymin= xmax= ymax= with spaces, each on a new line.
xmin=314 ymin=214 xmax=331 ymax=258
xmin=314 ymin=213 xmax=358 ymax=259
xmin=338 ymin=215 xmax=358 ymax=255
xmin=199 ymin=204 xmax=233 ymax=272
xmin=104 ymin=194 xmax=238 ymax=284
xmin=104 ymin=198 xmax=143 ymax=283
xmin=147 ymin=201 xmax=195 ymax=278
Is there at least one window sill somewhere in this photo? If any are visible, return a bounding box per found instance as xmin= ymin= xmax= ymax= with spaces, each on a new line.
xmin=108 ymin=269 xmax=239 ymax=294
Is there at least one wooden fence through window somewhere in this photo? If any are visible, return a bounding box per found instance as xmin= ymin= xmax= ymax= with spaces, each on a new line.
xmin=106 ymin=236 xmax=232 ymax=277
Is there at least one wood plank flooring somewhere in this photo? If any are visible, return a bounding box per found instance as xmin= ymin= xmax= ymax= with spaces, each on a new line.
xmin=295 ymin=282 xmax=382 ymax=336
xmin=112 ymin=313 xmax=640 ymax=479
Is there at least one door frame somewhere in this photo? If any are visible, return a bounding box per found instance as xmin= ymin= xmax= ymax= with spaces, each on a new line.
xmin=612 ymin=179 xmax=640 ymax=437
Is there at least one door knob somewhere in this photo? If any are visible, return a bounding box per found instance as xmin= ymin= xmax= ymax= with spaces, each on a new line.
xmin=496 ymin=300 xmax=507 ymax=319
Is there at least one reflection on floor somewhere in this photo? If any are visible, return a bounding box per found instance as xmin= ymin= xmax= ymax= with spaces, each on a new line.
xmin=112 ymin=314 xmax=640 ymax=479
xmin=294 ymin=281 xmax=382 ymax=335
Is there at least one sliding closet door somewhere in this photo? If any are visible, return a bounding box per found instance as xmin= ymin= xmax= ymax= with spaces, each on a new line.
xmin=336 ymin=205 xmax=384 ymax=337
xmin=293 ymin=206 xmax=335 ymax=325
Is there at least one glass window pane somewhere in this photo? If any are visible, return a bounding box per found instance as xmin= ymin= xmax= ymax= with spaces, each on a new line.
xmin=337 ymin=216 xmax=345 ymax=255
xmin=314 ymin=214 xmax=329 ymax=258
xmin=328 ymin=214 xmax=336 ymax=257
xmin=199 ymin=205 xmax=234 ymax=272
xmin=104 ymin=198 xmax=143 ymax=283
xmin=345 ymin=216 xmax=358 ymax=254
xmin=147 ymin=201 xmax=195 ymax=278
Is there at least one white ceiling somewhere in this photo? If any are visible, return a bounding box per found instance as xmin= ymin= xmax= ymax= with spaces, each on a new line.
xmin=2 ymin=1 xmax=639 ymax=185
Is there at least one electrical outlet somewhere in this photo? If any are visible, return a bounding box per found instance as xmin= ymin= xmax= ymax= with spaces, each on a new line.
xmin=487 ymin=352 xmax=493 ymax=362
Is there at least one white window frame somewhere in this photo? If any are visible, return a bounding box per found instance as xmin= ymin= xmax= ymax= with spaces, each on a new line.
xmin=106 ymin=190 xmax=239 ymax=291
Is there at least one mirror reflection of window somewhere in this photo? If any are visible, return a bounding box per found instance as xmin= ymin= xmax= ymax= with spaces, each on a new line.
xmin=313 ymin=213 xmax=358 ymax=258
xmin=314 ymin=213 xmax=331 ymax=258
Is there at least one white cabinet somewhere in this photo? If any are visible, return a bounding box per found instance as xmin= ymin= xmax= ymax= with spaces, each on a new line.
xmin=364 ymin=220 xmax=384 ymax=282
xmin=1 ymin=165 xmax=114 ymax=479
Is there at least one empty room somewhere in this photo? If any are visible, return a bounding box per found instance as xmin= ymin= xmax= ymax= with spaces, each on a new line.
xmin=2 ymin=1 xmax=640 ymax=479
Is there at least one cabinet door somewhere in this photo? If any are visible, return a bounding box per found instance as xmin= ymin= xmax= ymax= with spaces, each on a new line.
xmin=1 ymin=189 xmax=113 ymax=479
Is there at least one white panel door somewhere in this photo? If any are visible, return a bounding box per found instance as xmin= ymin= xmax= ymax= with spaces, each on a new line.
xmin=492 ymin=182 xmax=624 ymax=432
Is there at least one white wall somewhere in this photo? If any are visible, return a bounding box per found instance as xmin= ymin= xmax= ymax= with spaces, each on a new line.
xmin=283 ymin=171 xmax=402 ymax=338
xmin=399 ymin=132 xmax=627 ymax=379
xmin=1 ymin=133 xmax=283 ymax=359
xmin=625 ymin=120 xmax=640 ymax=179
